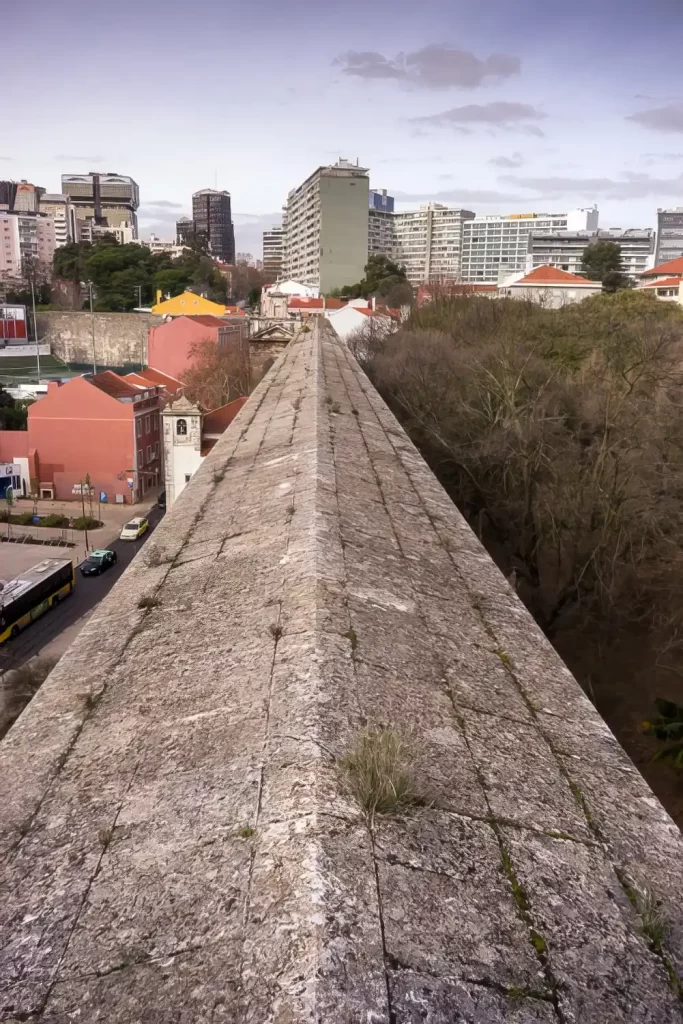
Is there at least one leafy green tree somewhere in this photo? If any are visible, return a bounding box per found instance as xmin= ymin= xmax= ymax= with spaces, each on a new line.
xmin=51 ymin=236 xmax=229 ymax=311
xmin=0 ymin=388 xmax=27 ymax=429
xmin=338 ymin=255 xmax=411 ymax=301
xmin=581 ymin=241 xmax=630 ymax=292
xmin=53 ymin=241 xmax=93 ymax=282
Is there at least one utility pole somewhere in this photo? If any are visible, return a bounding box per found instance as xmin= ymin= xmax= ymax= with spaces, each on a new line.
xmin=136 ymin=285 xmax=142 ymax=308
xmin=88 ymin=281 xmax=97 ymax=375
xmin=80 ymin=480 xmax=89 ymax=553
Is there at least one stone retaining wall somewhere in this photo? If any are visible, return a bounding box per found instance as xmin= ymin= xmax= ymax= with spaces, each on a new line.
xmin=36 ymin=311 xmax=162 ymax=367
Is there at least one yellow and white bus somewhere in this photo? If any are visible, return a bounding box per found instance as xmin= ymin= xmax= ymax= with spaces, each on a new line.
xmin=0 ymin=558 xmax=75 ymax=643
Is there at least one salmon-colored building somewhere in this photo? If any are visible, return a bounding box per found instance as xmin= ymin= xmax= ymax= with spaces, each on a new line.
xmin=18 ymin=372 xmax=163 ymax=503
xmin=147 ymin=315 xmax=250 ymax=382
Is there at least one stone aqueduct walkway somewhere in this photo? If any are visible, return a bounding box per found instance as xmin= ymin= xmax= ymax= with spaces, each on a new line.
xmin=1 ymin=322 xmax=682 ymax=1022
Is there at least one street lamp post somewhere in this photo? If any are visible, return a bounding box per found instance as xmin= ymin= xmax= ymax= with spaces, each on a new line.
xmin=29 ymin=275 xmax=40 ymax=382
xmin=88 ymin=281 xmax=97 ymax=375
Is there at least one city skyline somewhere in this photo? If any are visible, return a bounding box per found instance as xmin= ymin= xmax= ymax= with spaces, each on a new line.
xmin=6 ymin=0 xmax=683 ymax=256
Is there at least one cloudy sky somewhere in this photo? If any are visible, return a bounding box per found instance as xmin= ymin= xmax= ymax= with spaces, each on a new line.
xmin=5 ymin=0 xmax=683 ymax=255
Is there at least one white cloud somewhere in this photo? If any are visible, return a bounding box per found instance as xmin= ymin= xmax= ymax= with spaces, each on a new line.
xmin=410 ymin=102 xmax=546 ymax=135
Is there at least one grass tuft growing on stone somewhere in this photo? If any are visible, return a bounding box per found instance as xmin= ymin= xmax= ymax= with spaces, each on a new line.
xmin=137 ymin=595 xmax=161 ymax=610
xmin=212 ymin=467 xmax=226 ymax=483
xmin=342 ymin=627 xmax=358 ymax=652
xmin=341 ymin=726 xmax=421 ymax=822
xmin=269 ymin=622 xmax=283 ymax=641
xmin=238 ymin=826 xmax=255 ymax=839
xmin=145 ymin=543 xmax=172 ymax=567
xmin=631 ymin=883 xmax=669 ymax=951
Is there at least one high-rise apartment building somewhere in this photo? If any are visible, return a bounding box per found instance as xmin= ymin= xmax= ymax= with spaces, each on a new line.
xmin=191 ymin=190 xmax=235 ymax=263
xmin=262 ymin=226 xmax=284 ymax=281
xmin=370 ymin=189 xmax=394 ymax=213
xmin=655 ymin=208 xmax=683 ymax=265
xmin=0 ymin=212 xmax=56 ymax=283
xmin=283 ymin=159 xmax=369 ymax=292
xmin=13 ymin=181 xmax=44 ymax=213
xmin=0 ymin=214 xmax=20 ymax=282
xmin=39 ymin=194 xmax=77 ymax=248
xmin=368 ymin=189 xmax=395 ymax=258
xmin=392 ymin=204 xmax=475 ymax=285
xmin=461 ymin=207 xmax=599 ymax=283
xmin=176 ymin=216 xmax=194 ymax=246
xmin=0 ymin=181 xmax=17 ymax=211
xmin=61 ymin=172 xmax=140 ymax=237
xmin=528 ymin=228 xmax=654 ymax=280
xmin=0 ymin=180 xmax=44 ymax=213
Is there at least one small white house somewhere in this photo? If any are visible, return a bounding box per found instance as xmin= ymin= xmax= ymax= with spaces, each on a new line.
xmin=637 ymin=256 xmax=683 ymax=305
xmin=499 ymin=265 xmax=602 ymax=307
xmin=325 ymin=304 xmax=397 ymax=342
xmin=260 ymin=279 xmax=319 ymax=318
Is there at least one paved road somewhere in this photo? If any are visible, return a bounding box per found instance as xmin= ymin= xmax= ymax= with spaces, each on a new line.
xmin=0 ymin=507 xmax=164 ymax=674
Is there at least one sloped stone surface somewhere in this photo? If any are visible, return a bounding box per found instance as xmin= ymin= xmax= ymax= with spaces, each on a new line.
xmin=0 ymin=322 xmax=681 ymax=1022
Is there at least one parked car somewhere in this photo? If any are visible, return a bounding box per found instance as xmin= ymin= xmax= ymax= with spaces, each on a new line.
xmin=157 ymin=490 xmax=166 ymax=510
xmin=120 ymin=517 xmax=149 ymax=541
xmin=80 ymin=549 xmax=118 ymax=576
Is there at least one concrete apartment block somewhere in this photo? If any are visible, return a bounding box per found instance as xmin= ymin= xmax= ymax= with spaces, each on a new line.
xmin=528 ymin=227 xmax=655 ymax=280
xmin=283 ymin=159 xmax=369 ymax=292
xmin=656 ymin=208 xmax=683 ymax=265
xmin=1 ymin=322 xmax=682 ymax=1022
xmin=393 ymin=203 xmax=475 ymax=285
xmin=462 ymin=207 xmax=599 ymax=283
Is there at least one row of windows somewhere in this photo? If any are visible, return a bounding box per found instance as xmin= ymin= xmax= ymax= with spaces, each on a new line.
xmin=135 ymin=411 xmax=160 ymax=437
xmin=137 ymin=442 xmax=159 ymax=466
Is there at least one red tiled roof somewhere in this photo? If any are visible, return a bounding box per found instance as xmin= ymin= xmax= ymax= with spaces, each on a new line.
xmin=287 ymin=297 xmax=346 ymax=309
xmin=182 ymin=315 xmax=230 ymax=328
xmin=202 ymin=396 xmax=248 ymax=434
xmin=121 ymin=372 xmax=149 ymax=388
xmin=357 ymin=306 xmax=400 ymax=318
xmin=90 ymin=371 xmax=148 ymax=400
xmin=643 ymin=276 xmax=683 ymax=288
xmin=642 ymin=257 xmax=683 ymax=278
xmin=517 ymin=266 xmax=598 ymax=287
xmin=135 ymin=367 xmax=185 ymax=394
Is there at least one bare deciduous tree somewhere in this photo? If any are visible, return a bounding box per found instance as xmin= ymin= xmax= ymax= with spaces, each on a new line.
xmin=181 ymin=338 xmax=251 ymax=411
xmin=363 ymin=293 xmax=683 ymax=638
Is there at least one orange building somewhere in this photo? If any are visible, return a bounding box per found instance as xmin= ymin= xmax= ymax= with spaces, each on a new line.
xmin=147 ymin=314 xmax=249 ymax=381
xmin=22 ymin=373 xmax=163 ymax=502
